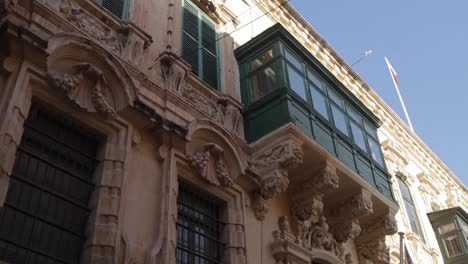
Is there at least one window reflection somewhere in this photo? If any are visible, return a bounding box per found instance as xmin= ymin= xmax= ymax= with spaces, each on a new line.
xmin=250 ymin=66 xmax=277 ymax=102
xmin=368 ymin=138 xmax=384 ymax=165
xmin=287 ymin=66 xmax=307 ymax=100
xmin=331 ymin=105 xmax=349 ymax=136
xmin=250 ymin=49 xmax=274 ymax=70
xmin=351 ymin=122 xmax=366 ymax=150
xmin=310 ymin=86 xmax=328 ymax=119
xmin=439 ymin=222 xmax=456 ymax=234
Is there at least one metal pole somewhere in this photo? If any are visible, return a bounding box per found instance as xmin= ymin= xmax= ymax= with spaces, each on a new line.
xmin=385 ymin=57 xmax=415 ymax=132
xmin=399 ymin=231 xmax=405 ymax=264
xmin=351 ymin=50 xmax=374 ymax=67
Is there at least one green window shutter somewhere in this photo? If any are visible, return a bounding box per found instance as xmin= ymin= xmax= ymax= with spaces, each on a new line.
xmin=182 ymin=0 xmax=219 ymax=90
xmin=99 ymin=0 xmax=130 ymax=20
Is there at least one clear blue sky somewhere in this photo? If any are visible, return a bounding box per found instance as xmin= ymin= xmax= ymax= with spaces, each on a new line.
xmin=291 ymin=1 xmax=468 ymax=186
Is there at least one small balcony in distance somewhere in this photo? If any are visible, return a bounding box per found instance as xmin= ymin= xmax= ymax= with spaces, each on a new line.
xmin=235 ymin=24 xmax=394 ymax=201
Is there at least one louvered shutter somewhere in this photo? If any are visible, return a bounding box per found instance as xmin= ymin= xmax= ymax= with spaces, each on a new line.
xmin=181 ymin=0 xmax=219 ymax=90
xmin=182 ymin=3 xmax=200 ymax=75
xmin=201 ymin=18 xmax=218 ymax=88
xmin=100 ymin=0 xmax=129 ymax=20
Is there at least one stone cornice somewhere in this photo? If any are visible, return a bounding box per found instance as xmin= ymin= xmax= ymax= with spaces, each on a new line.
xmin=254 ymin=0 xmax=466 ymax=193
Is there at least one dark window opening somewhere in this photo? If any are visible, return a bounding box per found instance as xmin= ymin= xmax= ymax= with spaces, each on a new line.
xmin=0 ymin=102 xmax=100 ymax=264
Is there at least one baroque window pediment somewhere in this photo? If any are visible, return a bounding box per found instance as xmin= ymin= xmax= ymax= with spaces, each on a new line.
xmin=47 ymin=33 xmax=137 ymax=117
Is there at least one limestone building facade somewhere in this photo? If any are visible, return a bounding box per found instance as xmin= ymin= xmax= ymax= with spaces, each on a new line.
xmin=0 ymin=0 xmax=466 ymax=263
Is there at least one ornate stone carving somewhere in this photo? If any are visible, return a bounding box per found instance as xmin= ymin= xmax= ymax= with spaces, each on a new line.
xmin=446 ymin=183 xmax=462 ymax=208
xmin=250 ymin=141 xmax=303 ymax=220
xmin=187 ymin=143 xmax=232 ymax=187
xmin=42 ymin=0 xmax=148 ymax=65
xmin=252 ymin=192 xmax=269 ymax=221
xmin=0 ymin=0 xmax=17 ymax=21
xmin=271 ymin=216 xmax=313 ymax=264
xmin=357 ymin=210 xmax=397 ymax=264
xmin=49 ymin=63 xmax=116 ymax=117
xmin=357 ymin=237 xmax=388 ymax=264
xmin=250 ymin=141 xmax=303 ymax=172
xmin=180 ymin=84 xmax=224 ymax=123
xmin=161 ymin=55 xmax=187 ymax=92
xmin=218 ymin=99 xmax=242 ymax=136
xmin=329 ymin=189 xmax=373 ymax=244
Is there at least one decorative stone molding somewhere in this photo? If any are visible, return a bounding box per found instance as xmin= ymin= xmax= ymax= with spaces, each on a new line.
xmin=187 ymin=143 xmax=232 ymax=187
xmin=0 ymin=0 xmax=16 ymax=21
xmin=249 ymin=140 xmax=303 ymax=220
xmin=446 ymin=183 xmax=463 ymax=208
xmin=190 ymin=0 xmax=239 ymax=25
xmin=49 ymin=62 xmax=116 ymax=117
xmin=157 ymin=52 xmax=243 ymax=135
xmin=37 ymin=0 xmax=152 ymax=65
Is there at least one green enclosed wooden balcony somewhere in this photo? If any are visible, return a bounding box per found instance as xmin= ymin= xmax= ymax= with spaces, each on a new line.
xmin=235 ymin=24 xmax=394 ymax=201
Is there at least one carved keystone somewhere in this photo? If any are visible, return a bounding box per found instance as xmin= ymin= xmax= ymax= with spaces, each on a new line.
xmin=187 ymin=143 xmax=232 ymax=187
xmin=49 ymin=63 xmax=116 ymax=117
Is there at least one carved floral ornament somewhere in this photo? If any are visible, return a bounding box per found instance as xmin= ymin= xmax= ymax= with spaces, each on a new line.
xmin=49 ymin=62 xmax=116 ymax=117
xmin=187 ymin=143 xmax=233 ymax=187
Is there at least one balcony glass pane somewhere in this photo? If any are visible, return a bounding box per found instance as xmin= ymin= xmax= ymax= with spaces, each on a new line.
xmin=287 ymin=65 xmax=307 ymax=101
xmin=331 ymin=104 xmax=349 ymax=136
xmin=249 ymin=66 xmax=277 ymax=102
xmin=307 ymin=68 xmax=324 ymax=91
xmin=439 ymin=223 xmax=456 ymax=234
xmin=365 ymin=121 xmax=378 ymax=139
xmin=351 ymin=121 xmax=366 ymax=150
xmin=250 ymin=49 xmax=274 ymax=70
xmin=284 ymin=49 xmax=302 ymax=70
xmin=368 ymin=138 xmax=384 ymax=166
xmin=328 ymin=89 xmax=343 ymax=107
xmin=347 ymin=106 xmax=362 ymax=123
xmin=443 ymin=234 xmax=464 ymax=258
xmin=310 ymin=86 xmax=329 ymax=119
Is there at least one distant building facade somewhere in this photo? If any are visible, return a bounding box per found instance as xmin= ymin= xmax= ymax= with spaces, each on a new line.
xmin=0 ymin=0 xmax=466 ymax=263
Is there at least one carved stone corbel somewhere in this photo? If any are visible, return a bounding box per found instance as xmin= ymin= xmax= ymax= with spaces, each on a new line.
xmin=329 ymin=189 xmax=373 ymax=244
xmin=249 ymin=140 xmax=303 ymax=220
xmin=187 ymin=143 xmax=232 ymax=187
xmin=287 ymin=165 xmax=344 ymax=259
xmin=49 ymin=62 xmax=116 ymax=117
xmin=271 ymin=216 xmax=313 ymax=264
xmin=356 ymin=209 xmax=397 ymax=264
xmin=160 ymin=52 xmax=187 ymax=92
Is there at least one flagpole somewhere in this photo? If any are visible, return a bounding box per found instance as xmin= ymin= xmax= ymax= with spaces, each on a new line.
xmin=384 ymin=57 xmax=415 ymax=132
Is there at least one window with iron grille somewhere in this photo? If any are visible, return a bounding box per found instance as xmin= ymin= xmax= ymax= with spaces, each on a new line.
xmin=176 ymin=181 xmax=225 ymax=264
xmin=182 ymin=0 xmax=220 ymax=90
xmin=0 ymin=102 xmax=100 ymax=263
xmin=96 ymin=0 xmax=130 ymax=20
